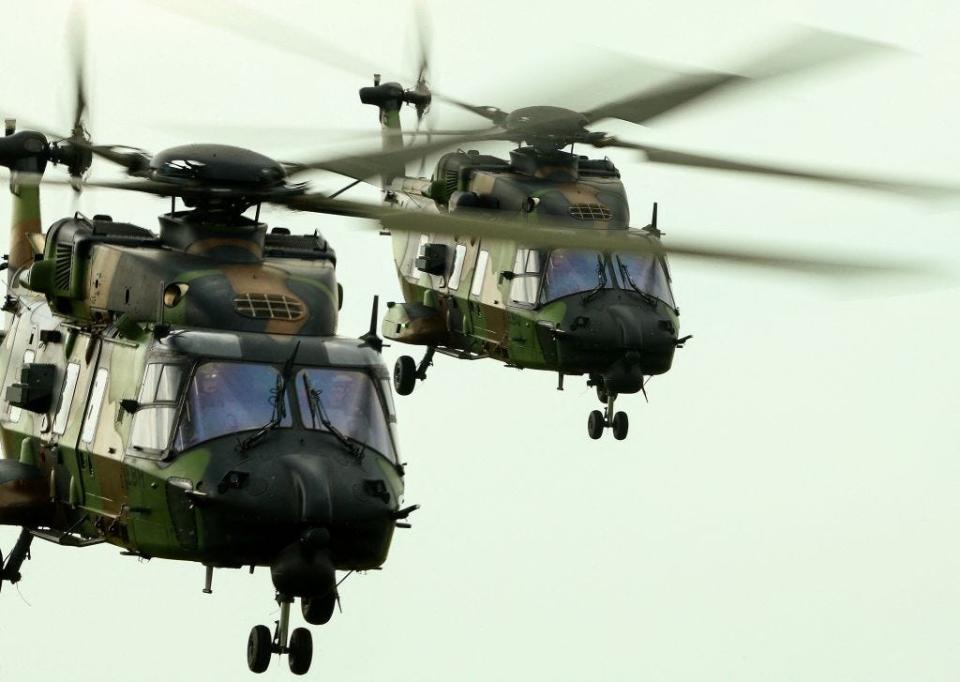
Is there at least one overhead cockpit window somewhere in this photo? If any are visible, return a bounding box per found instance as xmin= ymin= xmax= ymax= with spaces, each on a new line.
xmin=176 ymin=362 xmax=291 ymax=451
xmin=295 ymin=368 xmax=396 ymax=462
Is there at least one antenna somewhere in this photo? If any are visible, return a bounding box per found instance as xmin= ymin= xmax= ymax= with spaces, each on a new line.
xmin=643 ymin=201 xmax=663 ymax=237
xmin=359 ymin=295 xmax=383 ymax=353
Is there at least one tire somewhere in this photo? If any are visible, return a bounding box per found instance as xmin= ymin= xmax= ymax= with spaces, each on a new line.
xmin=612 ymin=411 xmax=629 ymax=441
xmin=246 ymin=624 xmax=272 ymax=674
xmin=301 ymin=590 xmax=336 ymax=625
xmin=288 ymin=627 xmax=313 ymax=676
xmin=394 ymin=355 xmax=417 ymax=396
xmin=587 ymin=410 xmax=604 ymax=440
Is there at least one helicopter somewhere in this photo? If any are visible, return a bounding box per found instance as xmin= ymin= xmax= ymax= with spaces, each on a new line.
xmin=0 ymin=12 xmax=873 ymax=675
xmin=361 ymin=42 xmax=956 ymax=441
xmin=151 ymin=1 xmax=950 ymax=441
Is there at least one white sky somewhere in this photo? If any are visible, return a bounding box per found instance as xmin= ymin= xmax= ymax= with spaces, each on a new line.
xmin=1 ymin=1 xmax=959 ymax=680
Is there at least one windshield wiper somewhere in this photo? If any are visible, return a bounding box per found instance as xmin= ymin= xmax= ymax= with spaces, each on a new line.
xmin=236 ymin=342 xmax=299 ymax=453
xmin=617 ymin=258 xmax=658 ymax=308
xmin=301 ymin=374 xmax=364 ymax=460
xmin=236 ymin=373 xmax=287 ymax=453
xmin=582 ymin=254 xmax=607 ymax=303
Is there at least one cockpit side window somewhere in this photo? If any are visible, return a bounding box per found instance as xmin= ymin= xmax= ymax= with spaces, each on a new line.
xmin=509 ymin=248 xmax=542 ymax=305
xmin=175 ymin=361 xmax=291 ymax=451
xmin=130 ymin=362 xmax=185 ymax=454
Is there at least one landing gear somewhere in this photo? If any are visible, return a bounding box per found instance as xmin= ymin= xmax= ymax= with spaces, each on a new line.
xmin=288 ymin=628 xmax=313 ymax=675
xmin=0 ymin=528 xmax=34 ymax=591
xmin=246 ymin=625 xmax=272 ymax=674
xmin=393 ymin=346 xmax=435 ymax=396
xmin=394 ymin=356 xmax=416 ymax=395
xmin=611 ymin=411 xmax=629 ymax=441
xmin=586 ymin=388 xmax=630 ymax=440
xmin=246 ymin=593 xmax=320 ymax=675
xmin=588 ymin=410 xmax=604 ymax=439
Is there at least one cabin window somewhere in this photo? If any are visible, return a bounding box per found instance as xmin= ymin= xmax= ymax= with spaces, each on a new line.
xmin=409 ymin=234 xmax=429 ymax=278
xmin=470 ymin=249 xmax=490 ymax=297
xmin=8 ymin=349 xmax=35 ymax=423
xmin=176 ymin=361 xmax=291 ymax=451
xmin=52 ymin=362 xmax=80 ymax=435
xmin=80 ymin=368 xmax=109 ymax=444
xmin=295 ymin=368 xmax=396 ymax=462
xmin=509 ymin=248 xmax=542 ymax=305
xmin=130 ymin=363 xmax=185 ymax=453
xmin=448 ymin=244 xmax=467 ymax=290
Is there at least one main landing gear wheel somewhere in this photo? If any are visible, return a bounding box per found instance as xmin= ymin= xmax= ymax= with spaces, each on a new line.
xmin=394 ymin=355 xmax=416 ymax=395
xmin=612 ymin=411 xmax=629 ymax=440
xmin=247 ymin=624 xmax=272 ymax=673
xmin=302 ymin=590 xmax=336 ymax=625
xmin=588 ymin=410 xmax=604 ymax=439
xmin=288 ymin=627 xmax=313 ymax=675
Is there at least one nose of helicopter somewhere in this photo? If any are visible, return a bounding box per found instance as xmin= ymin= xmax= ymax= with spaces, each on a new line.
xmin=606 ymin=304 xmax=678 ymax=372
xmin=561 ymin=301 xmax=678 ymax=375
xmin=200 ymin=443 xmax=398 ymax=569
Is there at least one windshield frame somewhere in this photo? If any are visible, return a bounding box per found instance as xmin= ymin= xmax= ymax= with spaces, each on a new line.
xmin=537 ymin=247 xmax=675 ymax=308
xmin=169 ymin=359 xmax=399 ymax=463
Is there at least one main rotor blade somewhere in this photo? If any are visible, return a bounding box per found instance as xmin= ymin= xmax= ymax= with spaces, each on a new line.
xmin=10 ymin=168 xmax=911 ymax=277
xmin=285 ymin=130 xmax=498 ymax=181
xmin=283 ymin=194 xmax=907 ymax=277
xmin=148 ymin=0 xmax=391 ymax=83
xmin=69 ymin=3 xmax=88 ymax=134
xmin=607 ymin=139 xmax=959 ymax=198
xmin=414 ymin=1 xmax=431 ymax=88
xmin=582 ymin=28 xmax=887 ymax=126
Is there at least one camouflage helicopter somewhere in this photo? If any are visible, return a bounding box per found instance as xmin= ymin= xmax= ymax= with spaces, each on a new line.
xmin=352 ymin=37 xmax=949 ymax=441
xmin=0 ymin=18 xmax=859 ymax=674
xmin=156 ymin=2 xmax=948 ymax=441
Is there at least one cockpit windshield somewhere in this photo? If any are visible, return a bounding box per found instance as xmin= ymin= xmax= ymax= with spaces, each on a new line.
xmin=540 ymin=249 xmax=612 ymax=302
xmin=176 ymin=362 xmax=292 ymax=451
xmin=538 ymin=248 xmax=674 ymax=306
xmin=172 ymin=361 xmax=396 ymax=461
xmin=612 ymin=252 xmax=675 ymax=308
xmin=295 ymin=368 xmax=394 ymax=459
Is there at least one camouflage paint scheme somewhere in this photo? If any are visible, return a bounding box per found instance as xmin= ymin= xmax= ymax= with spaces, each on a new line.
xmin=0 ymin=178 xmax=404 ymax=576
xmin=371 ymin=90 xmax=681 ymax=398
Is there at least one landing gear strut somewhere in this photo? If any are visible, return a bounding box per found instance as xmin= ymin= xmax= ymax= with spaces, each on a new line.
xmin=394 ymin=346 xmax=435 ymax=396
xmin=587 ymin=389 xmax=629 ymax=441
xmin=0 ymin=528 xmax=34 ymax=592
xmin=247 ymin=593 xmax=315 ymax=675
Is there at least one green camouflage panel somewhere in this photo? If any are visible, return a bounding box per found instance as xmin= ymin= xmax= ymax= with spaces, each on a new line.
xmin=20 ymin=213 xmax=339 ymax=336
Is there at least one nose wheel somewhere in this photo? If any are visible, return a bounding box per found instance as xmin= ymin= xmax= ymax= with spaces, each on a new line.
xmin=393 ymin=347 xmax=435 ymax=396
xmin=587 ymin=394 xmax=629 ymax=440
xmin=246 ymin=593 xmax=319 ymax=675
